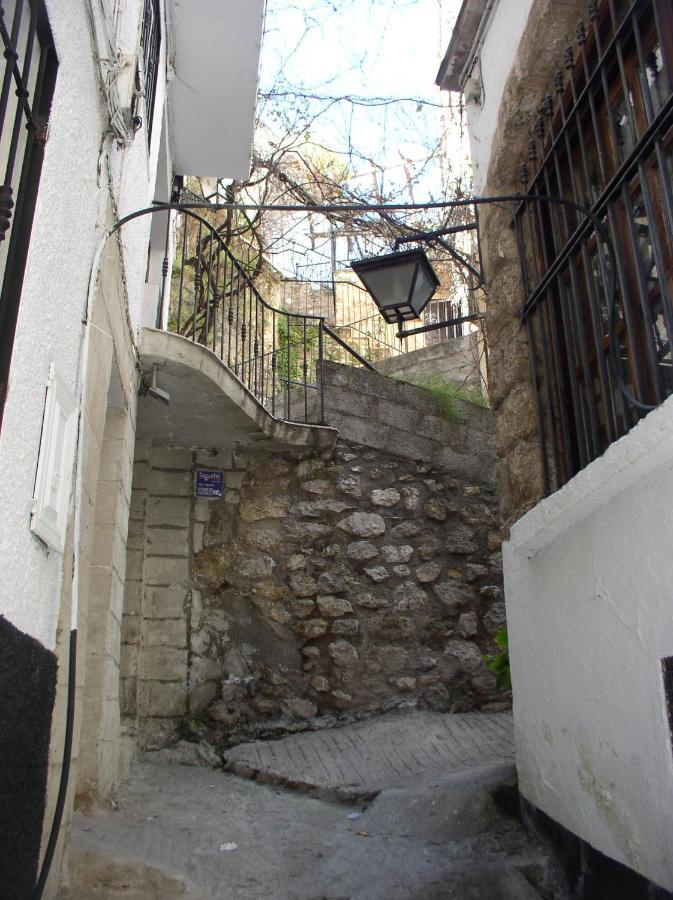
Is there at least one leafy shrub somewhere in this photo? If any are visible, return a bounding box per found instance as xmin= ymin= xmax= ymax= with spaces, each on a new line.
xmin=485 ymin=628 xmax=511 ymax=691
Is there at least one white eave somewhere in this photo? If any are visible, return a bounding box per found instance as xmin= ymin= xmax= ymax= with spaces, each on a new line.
xmin=167 ymin=0 xmax=266 ymax=180
xmin=436 ymin=0 xmax=490 ymax=92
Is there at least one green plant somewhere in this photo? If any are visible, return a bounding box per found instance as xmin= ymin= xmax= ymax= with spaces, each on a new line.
xmin=390 ymin=372 xmax=488 ymax=420
xmin=485 ymin=628 xmax=511 ymax=691
xmin=276 ymin=318 xmax=319 ymax=388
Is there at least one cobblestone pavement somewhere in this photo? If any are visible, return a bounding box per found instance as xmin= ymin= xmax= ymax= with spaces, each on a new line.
xmin=224 ymin=711 xmax=515 ymax=799
xmin=63 ymin=712 xmax=567 ymax=900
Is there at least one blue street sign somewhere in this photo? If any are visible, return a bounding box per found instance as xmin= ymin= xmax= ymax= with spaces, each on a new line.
xmin=195 ymin=469 xmax=224 ymax=498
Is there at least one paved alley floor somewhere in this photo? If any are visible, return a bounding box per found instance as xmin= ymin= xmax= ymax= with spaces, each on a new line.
xmin=224 ymin=711 xmax=515 ymax=799
xmin=63 ymin=712 xmax=567 ymax=900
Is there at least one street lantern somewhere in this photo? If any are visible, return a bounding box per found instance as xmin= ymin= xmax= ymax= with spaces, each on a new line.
xmin=350 ymin=248 xmax=440 ymax=324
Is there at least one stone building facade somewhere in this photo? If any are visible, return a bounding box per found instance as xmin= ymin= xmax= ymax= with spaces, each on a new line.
xmin=441 ymin=0 xmax=590 ymax=526
xmin=0 ymin=2 xmax=266 ymax=896
xmin=119 ymin=353 xmax=507 ymax=757
xmin=439 ymin=0 xmax=673 ymax=893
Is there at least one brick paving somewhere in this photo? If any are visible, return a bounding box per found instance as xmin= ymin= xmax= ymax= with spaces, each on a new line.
xmin=224 ymin=711 xmax=514 ymax=798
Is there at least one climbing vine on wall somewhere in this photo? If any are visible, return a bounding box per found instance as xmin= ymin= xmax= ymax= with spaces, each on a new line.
xmin=276 ymin=318 xmax=319 ymax=388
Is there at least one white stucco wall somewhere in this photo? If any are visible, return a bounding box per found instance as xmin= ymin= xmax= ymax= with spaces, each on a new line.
xmin=461 ymin=0 xmax=534 ymax=192
xmin=504 ymin=397 xmax=673 ymax=890
xmin=0 ymin=0 xmax=166 ymax=650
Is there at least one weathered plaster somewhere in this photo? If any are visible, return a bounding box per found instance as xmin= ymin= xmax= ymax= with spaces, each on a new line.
xmin=462 ymin=0 xmax=535 ymax=193
xmin=0 ymin=0 xmax=166 ymax=651
xmin=504 ymin=393 xmax=673 ymax=891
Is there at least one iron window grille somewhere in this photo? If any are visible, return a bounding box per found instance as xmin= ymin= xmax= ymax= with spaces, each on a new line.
xmin=0 ymin=0 xmax=57 ymax=427
xmin=424 ymin=299 xmax=464 ymax=342
xmin=517 ymin=0 xmax=673 ymax=494
xmin=135 ymin=0 xmax=160 ymax=145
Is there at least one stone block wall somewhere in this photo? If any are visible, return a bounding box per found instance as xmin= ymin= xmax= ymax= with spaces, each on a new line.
xmin=121 ymin=443 xmax=194 ymax=751
xmin=120 ymin=438 xmax=507 ymax=754
xmin=318 ymin=361 xmax=497 ymax=487
xmin=377 ymin=332 xmax=484 ymax=391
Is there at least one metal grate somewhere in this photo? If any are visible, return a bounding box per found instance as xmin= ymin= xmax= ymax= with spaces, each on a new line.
xmin=0 ymin=0 xmax=57 ymax=426
xmin=156 ymin=204 xmax=375 ymax=427
xmin=138 ymin=0 xmax=160 ymax=144
xmin=516 ymin=0 xmax=673 ymax=494
xmin=663 ymin=657 xmax=673 ymax=755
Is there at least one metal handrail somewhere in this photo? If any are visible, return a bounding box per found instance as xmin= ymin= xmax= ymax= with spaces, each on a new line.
xmin=115 ymin=204 xmax=374 ymax=424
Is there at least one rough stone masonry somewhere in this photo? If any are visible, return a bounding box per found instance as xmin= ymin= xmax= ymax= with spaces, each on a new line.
xmin=183 ymin=437 xmax=507 ymax=749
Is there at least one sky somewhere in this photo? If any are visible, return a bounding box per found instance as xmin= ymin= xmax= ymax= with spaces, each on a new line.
xmin=259 ymin=0 xmax=464 ymax=175
xmin=253 ymin=0 xmax=468 ymax=277
xmin=261 ymin=0 xmax=460 ymax=97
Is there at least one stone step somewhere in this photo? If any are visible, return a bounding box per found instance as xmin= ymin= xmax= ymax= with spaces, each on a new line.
xmin=223 ymin=711 xmax=515 ymax=802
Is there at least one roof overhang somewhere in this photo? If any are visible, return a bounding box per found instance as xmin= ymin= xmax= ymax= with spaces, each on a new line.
xmin=436 ymin=0 xmax=490 ymax=92
xmin=167 ymin=0 xmax=266 ymax=179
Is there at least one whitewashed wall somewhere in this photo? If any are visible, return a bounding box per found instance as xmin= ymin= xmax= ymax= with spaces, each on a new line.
xmin=504 ymin=395 xmax=673 ymax=892
xmin=0 ymin=0 xmax=167 ymax=650
xmin=461 ymin=0 xmax=534 ymax=192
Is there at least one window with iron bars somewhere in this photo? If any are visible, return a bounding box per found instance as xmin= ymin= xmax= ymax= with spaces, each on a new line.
xmin=517 ymin=0 xmax=673 ymax=494
xmin=0 ymin=0 xmax=57 ymax=427
xmin=424 ymin=300 xmax=464 ymax=343
xmin=135 ymin=0 xmax=160 ymax=145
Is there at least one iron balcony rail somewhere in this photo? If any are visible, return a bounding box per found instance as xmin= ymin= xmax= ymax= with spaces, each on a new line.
xmin=516 ymin=0 xmax=673 ymax=494
xmin=154 ymin=206 xmax=374 ymax=426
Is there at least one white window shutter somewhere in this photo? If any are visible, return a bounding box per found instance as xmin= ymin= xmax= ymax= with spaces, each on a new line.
xmin=31 ymin=365 xmax=78 ymax=552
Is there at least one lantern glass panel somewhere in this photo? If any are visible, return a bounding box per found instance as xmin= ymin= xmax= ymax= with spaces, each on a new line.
xmin=410 ymin=265 xmax=437 ymax=316
xmin=356 ymin=261 xmax=417 ymax=310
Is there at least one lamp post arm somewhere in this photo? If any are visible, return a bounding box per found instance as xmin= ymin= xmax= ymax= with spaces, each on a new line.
xmin=397 ymin=312 xmax=484 ymax=339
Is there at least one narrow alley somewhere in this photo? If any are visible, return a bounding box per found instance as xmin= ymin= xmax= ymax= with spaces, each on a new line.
xmin=3 ymin=1 xmax=673 ymax=898
xmin=63 ymin=712 xmax=567 ymax=899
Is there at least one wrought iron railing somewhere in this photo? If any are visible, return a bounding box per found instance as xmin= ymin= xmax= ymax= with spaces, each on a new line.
xmin=156 ymin=208 xmax=374 ymax=425
xmin=276 ymin=271 xmax=467 ymax=364
xmin=0 ymin=0 xmax=57 ymax=426
xmin=138 ymin=0 xmax=160 ymax=143
xmin=517 ymin=0 xmax=673 ymax=493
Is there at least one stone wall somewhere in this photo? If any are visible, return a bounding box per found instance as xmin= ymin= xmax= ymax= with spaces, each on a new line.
xmin=121 ymin=443 xmax=202 ymax=752
xmin=476 ymin=0 xmax=586 ymax=526
xmin=318 ymin=361 xmax=496 ymax=487
xmin=121 ymin=436 xmax=506 ymax=754
xmin=377 ymin=333 xmax=484 ymax=392
xmin=191 ymin=439 xmax=506 ymax=748
xmin=120 ymin=359 xmax=506 ymax=753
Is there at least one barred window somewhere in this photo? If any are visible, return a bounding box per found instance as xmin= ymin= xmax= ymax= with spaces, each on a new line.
xmin=517 ymin=0 xmax=673 ymax=492
xmin=0 ymin=0 xmax=57 ymax=425
xmin=424 ymin=300 xmax=464 ymax=343
xmin=136 ymin=0 xmax=160 ymax=145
